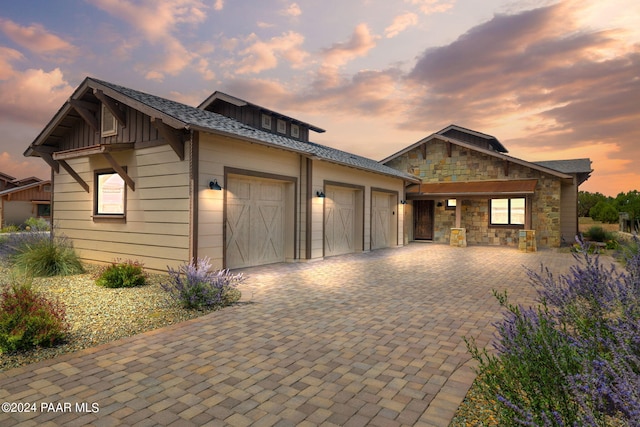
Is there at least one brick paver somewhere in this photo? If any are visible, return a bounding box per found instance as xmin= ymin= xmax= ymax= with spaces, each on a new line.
xmin=0 ymin=244 xmax=588 ymax=426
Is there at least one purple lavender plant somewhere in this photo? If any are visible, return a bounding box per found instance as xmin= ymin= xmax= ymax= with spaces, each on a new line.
xmin=161 ymin=258 xmax=244 ymax=309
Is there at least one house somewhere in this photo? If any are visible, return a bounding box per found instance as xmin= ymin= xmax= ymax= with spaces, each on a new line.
xmin=0 ymin=175 xmax=51 ymax=228
xmin=24 ymin=77 xmax=419 ymax=271
xmin=381 ymin=125 xmax=592 ymax=249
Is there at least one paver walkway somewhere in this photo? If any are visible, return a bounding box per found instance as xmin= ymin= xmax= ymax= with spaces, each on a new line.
xmin=0 ymin=244 xmax=590 ymax=426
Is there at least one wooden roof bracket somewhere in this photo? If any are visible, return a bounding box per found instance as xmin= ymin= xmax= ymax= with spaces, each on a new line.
xmin=32 ymin=146 xmax=60 ymax=174
xmin=58 ymin=160 xmax=89 ymax=193
xmin=94 ymin=89 xmax=127 ymax=127
xmin=504 ymin=159 xmax=510 ymax=176
xmin=69 ymin=100 xmax=99 ymax=132
xmin=102 ymin=152 xmax=135 ymax=191
xmin=421 ymin=142 xmax=427 ymax=160
xmin=151 ymin=118 xmax=185 ymax=160
xmin=446 ymin=141 xmax=452 ymax=157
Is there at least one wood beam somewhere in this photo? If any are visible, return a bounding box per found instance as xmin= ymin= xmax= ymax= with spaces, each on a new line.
xmin=421 ymin=142 xmax=426 ymax=160
xmin=455 ymin=199 xmax=462 ymax=228
xmin=151 ymin=118 xmax=185 ymax=160
xmin=102 ymin=152 xmax=135 ymax=191
xmin=504 ymin=160 xmax=510 ymax=176
xmin=446 ymin=142 xmax=452 ymax=158
xmin=38 ymin=152 xmax=60 ymax=174
xmin=93 ymin=89 xmax=127 ymax=127
xmin=58 ymin=160 xmax=89 ymax=192
xmin=70 ymin=100 xmax=99 ymax=132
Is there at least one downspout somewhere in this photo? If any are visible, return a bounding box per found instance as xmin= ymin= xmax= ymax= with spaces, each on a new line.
xmin=189 ymin=131 xmax=199 ymax=261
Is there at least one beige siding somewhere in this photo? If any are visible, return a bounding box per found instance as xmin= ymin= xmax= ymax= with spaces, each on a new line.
xmin=52 ymin=144 xmax=190 ymax=271
xmin=560 ymin=181 xmax=578 ymax=244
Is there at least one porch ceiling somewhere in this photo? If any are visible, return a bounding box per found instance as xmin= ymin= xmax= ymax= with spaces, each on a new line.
xmin=406 ymin=179 xmax=538 ymax=199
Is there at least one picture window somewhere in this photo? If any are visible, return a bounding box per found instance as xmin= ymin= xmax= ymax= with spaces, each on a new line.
xmin=490 ymin=198 xmax=525 ymax=226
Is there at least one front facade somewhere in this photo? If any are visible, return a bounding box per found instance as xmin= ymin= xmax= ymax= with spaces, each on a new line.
xmin=0 ymin=175 xmax=51 ymax=228
xmin=382 ymin=126 xmax=592 ymax=248
xmin=24 ymin=78 xmax=417 ymax=271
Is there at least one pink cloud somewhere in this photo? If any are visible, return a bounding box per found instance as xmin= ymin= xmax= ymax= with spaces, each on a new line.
xmin=321 ymin=23 xmax=379 ymax=69
xmin=236 ymin=31 xmax=308 ymax=74
xmin=385 ymin=13 xmax=418 ymax=38
xmin=281 ymin=3 xmax=302 ymax=17
xmin=0 ymin=47 xmax=23 ymax=79
xmin=0 ymin=18 xmax=78 ymax=58
xmin=0 ymin=152 xmax=49 ymax=182
xmin=405 ymin=0 xmax=455 ymax=15
xmin=0 ymin=68 xmax=73 ymax=126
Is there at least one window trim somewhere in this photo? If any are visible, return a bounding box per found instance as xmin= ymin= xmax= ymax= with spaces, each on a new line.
xmin=445 ymin=199 xmax=457 ymax=210
xmin=93 ymin=168 xmax=127 ymax=222
xmin=101 ymin=104 xmax=118 ymax=137
xmin=489 ymin=197 xmax=526 ymax=228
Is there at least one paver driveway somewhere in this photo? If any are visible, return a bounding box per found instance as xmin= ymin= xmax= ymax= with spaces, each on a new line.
xmin=0 ymin=244 xmax=588 ymax=426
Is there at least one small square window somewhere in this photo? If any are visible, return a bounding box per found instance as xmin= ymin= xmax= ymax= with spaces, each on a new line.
xmin=277 ymin=119 xmax=287 ymax=134
xmin=261 ymin=114 xmax=272 ymax=130
xmin=446 ymin=199 xmax=457 ymax=210
xmin=37 ymin=204 xmax=51 ymax=217
xmin=101 ymin=104 xmax=118 ymax=137
xmin=291 ymin=124 xmax=300 ymax=138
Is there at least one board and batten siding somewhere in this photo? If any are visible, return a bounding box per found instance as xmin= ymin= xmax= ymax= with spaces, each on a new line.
xmin=560 ymin=181 xmax=578 ymax=244
xmin=310 ymin=161 xmax=405 ymax=260
xmin=197 ymin=132 xmax=302 ymax=269
xmin=52 ymin=144 xmax=191 ymax=271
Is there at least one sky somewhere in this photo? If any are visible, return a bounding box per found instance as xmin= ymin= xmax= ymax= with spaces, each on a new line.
xmin=0 ymin=0 xmax=638 ymax=196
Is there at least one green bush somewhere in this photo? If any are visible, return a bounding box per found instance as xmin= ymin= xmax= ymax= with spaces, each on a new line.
xmin=24 ymin=217 xmax=51 ymax=231
xmin=0 ymin=224 xmax=20 ymax=233
xmin=585 ymin=225 xmax=614 ymax=242
xmin=96 ymin=259 xmax=146 ymax=288
xmin=0 ymin=282 xmax=69 ymax=353
xmin=10 ymin=234 xmax=84 ymax=277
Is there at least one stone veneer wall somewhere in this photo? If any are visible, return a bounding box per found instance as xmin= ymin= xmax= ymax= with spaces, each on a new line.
xmin=386 ymin=139 xmax=563 ymax=247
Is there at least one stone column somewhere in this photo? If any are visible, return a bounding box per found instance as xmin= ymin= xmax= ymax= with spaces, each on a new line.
xmin=518 ymin=230 xmax=536 ymax=252
xmin=450 ymin=228 xmax=467 ymax=247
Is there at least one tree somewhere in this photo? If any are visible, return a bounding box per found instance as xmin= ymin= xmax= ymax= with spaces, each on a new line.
xmin=578 ymin=191 xmax=609 ymax=217
xmin=589 ymin=201 xmax=618 ymax=223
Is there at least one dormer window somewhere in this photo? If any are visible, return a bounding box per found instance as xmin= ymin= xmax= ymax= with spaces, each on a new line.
xmin=291 ymin=124 xmax=299 ymax=139
xmin=277 ymin=119 xmax=286 ymax=134
xmin=261 ymin=114 xmax=272 ymax=130
xmin=101 ymin=104 xmax=118 ymax=137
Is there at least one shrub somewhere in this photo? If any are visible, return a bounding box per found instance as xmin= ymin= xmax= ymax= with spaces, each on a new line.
xmin=0 ymin=281 xmax=69 ymax=353
xmin=585 ymin=226 xmax=613 ymax=242
xmin=24 ymin=217 xmax=51 ymax=231
xmin=9 ymin=233 xmax=84 ymax=277
xmin=467 ymin=239 xmax=640 ymax=426
xmin=0 ymin=224 xmax=20 ymax=233
xmin=161 ymin=258 xmax=243 ymax=309
xmin=96 ymin=259 xmax=146 ymax=288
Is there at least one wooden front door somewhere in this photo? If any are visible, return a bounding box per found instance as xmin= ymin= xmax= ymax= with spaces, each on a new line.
xmin=414 ymin=200 xmax=434 ymax=240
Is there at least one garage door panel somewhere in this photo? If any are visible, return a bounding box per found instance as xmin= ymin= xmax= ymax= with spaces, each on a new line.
xmin=372 ymin=192 xmax=393 ymax=250
xmin=226 ymin=177 xmax=286 ymax=268
xmin=325 ymin=187 xmax=356 ymax=257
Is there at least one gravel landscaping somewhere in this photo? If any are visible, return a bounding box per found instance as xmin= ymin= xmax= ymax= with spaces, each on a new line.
xmin=0 ymin=265 xmax=221 ymax=372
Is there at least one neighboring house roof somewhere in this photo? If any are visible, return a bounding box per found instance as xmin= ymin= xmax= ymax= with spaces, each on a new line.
xmin=380 ymin=130 xmax=575 ymax=181
xmin=437 ymin=124 xmax=508 ymax=153
xmin=0 ymin=180 xmax=51 ymax=197
xmin=0 ymin=172 xmax=16 ymax=181
xmin=198 ymin=91 xmax=326 ymax=133
xmin=25 ymin=78 xmax=418 ymax=184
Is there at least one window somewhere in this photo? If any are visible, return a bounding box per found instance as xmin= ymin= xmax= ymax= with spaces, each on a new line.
xmin=37 ymin=203 xmax=51 ymax=217
xmin=101 ymin=104 xmax=118 ymax=137
xmin=446 ymin=199 xmax=457 ymax=210
xmin=277 ymin=119 xmax=287 ymax=134
xmin=291 ymin=124 xmax=300 ymax=138
xmin=490 ymin=198 xmax=525 ymax=226
xmin=95 ymin=170 xmax=126 ymax=217
xmin=261 ymin=114 xmax=272 ymax=130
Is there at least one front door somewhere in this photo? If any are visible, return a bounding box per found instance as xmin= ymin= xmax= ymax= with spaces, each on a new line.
xmin=414 ymin=200 xmax=434 ymax=240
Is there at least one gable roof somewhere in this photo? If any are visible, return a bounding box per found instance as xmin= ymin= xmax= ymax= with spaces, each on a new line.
xmin=380 ymin=130 xmax=575 ymax=181
xmin=437 ymin=124 xmax=508 ymax=153
xmin=0 ymin=180 xmax=50 ymax=197
xmin=198 ymin=91 xmax=326 ymax=133
xmin=25 ymin=77 xmax=418 ymax=183
xmin=534 ymin=159 xmax=592 ymax=185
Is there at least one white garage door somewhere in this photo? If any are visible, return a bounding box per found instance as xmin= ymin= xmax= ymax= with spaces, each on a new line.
xmin=226 ymin=176 xmax=286 ymax=268
xmin=371 ymin=192 xmax=394 ymax=250
xmin=324 ymin=186 xmax=357 ymax=257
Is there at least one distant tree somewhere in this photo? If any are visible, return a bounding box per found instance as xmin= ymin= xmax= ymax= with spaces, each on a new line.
xmin=614 ymin=190 xmax=640 ymax=220
xmin=578 ymin=191 xmax=609 ymax=217
xmin=589 ymin=200 xmax=618 ymax=223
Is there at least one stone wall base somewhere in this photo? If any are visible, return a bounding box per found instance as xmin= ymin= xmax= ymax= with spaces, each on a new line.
xmin=450 ymin=228 xmax=467 ymax=247
xmin=519 ymin=230 xmax=537 ymax=252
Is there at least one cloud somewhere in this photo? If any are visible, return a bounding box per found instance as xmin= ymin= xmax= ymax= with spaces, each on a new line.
xmin=405 ymin=0 xmax=455 ymax=15
xmin=0 ymin=152 xmax=49 ymax=182
xmin=321 ymin=23 xmax=379 ymax=69
xmin=0 ymin=47 xmax=23 ymax=79
xmin=235 ymin=31 xmax=308 ymax=74
xmin=403 ymin=1 xmax=640 ymax=190
xmin=0 ymin=18 xmax=78 ymax=59
xmin=281 ymin=3 xmax=302 ymax=17
xmin=0 ymin=68 xmax=73 ymax=126
xmin=213 ymin=0 xmax=224 ymax=11
xmin=89 ymin=0 xmax=211 ymax=79
xmin=385 ymin=13 xmax=419 ymax=38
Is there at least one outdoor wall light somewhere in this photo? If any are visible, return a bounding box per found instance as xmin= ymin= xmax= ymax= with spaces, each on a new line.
xmin=209 ymin=179 xmax=222 ymax=190
xmin=316 ymin=190 xmax=325 ymax=198
xmin=400 ymin=200 xmax=407 ymax=204
xmin=436 ymin=201 xmax=443 ymax=207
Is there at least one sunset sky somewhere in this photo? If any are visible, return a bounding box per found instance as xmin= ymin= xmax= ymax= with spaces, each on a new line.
xmin=0 ymin=0 xmax=638 ymax=196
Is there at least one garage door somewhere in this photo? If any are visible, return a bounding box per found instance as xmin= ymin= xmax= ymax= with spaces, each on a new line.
xmin=226 ymin=176 xmax=285 ymax=268
xmin=324 ymin=186 xmax=357 ymax=257
xmin=371 ymin=192 xmax=394 ymax=250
